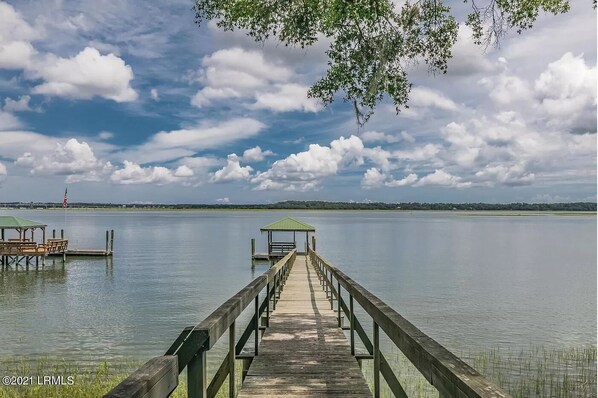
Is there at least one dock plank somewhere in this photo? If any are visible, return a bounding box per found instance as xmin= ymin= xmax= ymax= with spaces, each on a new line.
xmin=238 ymin=255 xmax=372 ymax=398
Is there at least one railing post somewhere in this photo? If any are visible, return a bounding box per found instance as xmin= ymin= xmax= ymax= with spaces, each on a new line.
xmin=266 ymin=282 xmax=270 ymax=327
xmin=188 ymin=350 xmax=207 ymax=398
xmin=254 ymin=296 xmax=259 ymax=356
xmin=373 ymin=321 xmax=380 ymax=398
xmin=337 ymin=281 xmax=341 ymax=327
xmin=229 ymin=321 xmax=236 ymax=398
xmin=273 ymin=274 xmax=278 ymax=311
xmin=330 ymin=271 xmax=334 ymax=310
xmin=350 ymin=295 xmax=355 ymax=356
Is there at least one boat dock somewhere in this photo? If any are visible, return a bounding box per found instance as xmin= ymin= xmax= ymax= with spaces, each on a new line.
xmin=251 ymin=217 xmax=315 ymax=263
xmin=106 ymin=235 xmax=511 ymax=398
xmin=0 ymin=215 xmax=115 ymax=269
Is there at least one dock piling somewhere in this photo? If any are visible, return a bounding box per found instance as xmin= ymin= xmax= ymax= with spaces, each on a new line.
xmin=110 ymin=230 xmax=114 ymax=254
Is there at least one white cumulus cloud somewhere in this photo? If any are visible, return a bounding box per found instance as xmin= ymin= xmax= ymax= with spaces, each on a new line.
xmin=3 ymin=95 xmax=32 ymax=112
xmin=0 ymin=4 xmax=137 ymax=103
xmin=14 ymin=138 xmax=113 ymax=182
xmin=414 ymin=169 xmax=471 ymax=188
xmin=210 ymin=157 xmax=253 ymax=183
xmin=31 ymin=47 xmax=137 ymax=102
xmin=252 ymin=135 xmax=365 ymax=191
xmin=191 ymin=47 xmax=319 ymax=113
xmin=110 ymin=161 xmax=194 ymax=185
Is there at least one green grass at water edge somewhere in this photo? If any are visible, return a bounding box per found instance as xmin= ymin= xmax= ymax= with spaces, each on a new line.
xmin=1 ymin=346 xmax=595 ymax=397
xmin=360 ymin=345 xmax=597 ymax=398
xmin=0 ymin=357 xmax=244 ymax=398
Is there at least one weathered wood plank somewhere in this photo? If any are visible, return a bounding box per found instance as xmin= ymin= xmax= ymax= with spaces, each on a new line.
xmin=238 ymin=255 xmax=372 ymax=398
xmin=103 ymin=356 xmax=178 ymax=398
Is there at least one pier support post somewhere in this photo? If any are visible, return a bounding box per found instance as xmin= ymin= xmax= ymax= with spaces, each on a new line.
xmin=52 ymin=229 xmax=55 ymax=238
xmin=266 ymin=282 xmax=270 ymax=327
xmin=373 ymin=321 xmax=380 ymax=398
xmin=105 ymin=231 xmax=109 ymax=254
xmin=254 ymin=296 xmax=259 ymax=356
xmin=110 ymin=230 xmax=114 ymax=254
xmin=60 ymin=229 xmax=64 ymax=239
xmin=337 ymin=281 xmax=342 ymax=327
xmin=350 ymin=295 xmax=355 ymax=356
xmin=229 ymin=321 xmax=236 ymax=398
xmin=187 ymin=350 xmax=207 ymax=398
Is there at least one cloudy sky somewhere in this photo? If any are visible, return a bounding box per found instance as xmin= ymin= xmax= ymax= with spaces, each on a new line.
xmin=0 ymin=1 xmax=596 ymax=204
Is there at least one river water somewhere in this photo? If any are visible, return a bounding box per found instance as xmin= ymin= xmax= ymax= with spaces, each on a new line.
xmin=0 ymin=210 xmax=595 ymax=365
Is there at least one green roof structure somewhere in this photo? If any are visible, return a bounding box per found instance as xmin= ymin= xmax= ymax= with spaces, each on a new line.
xmin=0 ymin=216 xmax=47 ymax=229
xmin=260 ymin=217 xmax=315 ymax=232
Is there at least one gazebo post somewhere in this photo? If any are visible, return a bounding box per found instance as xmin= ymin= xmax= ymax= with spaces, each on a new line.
xmin=268 ymin=231 xmax=272 ymax=256
xmin=42 ymin=227 xmax=46 ymax=266
xmin=305 ymin=231 xmax=308 ymax=253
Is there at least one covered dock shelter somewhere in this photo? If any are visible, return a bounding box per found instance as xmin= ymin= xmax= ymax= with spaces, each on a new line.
xmin=259 ymin=217 xmax=315 ymax=259
xmin=0 ymin=216 xmax=67 ymax=268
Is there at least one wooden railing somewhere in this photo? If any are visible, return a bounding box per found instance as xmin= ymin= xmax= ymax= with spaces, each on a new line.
xmin=104 ymin=249 xmax=297 ymax=398
xmin=268 ymin=241 xmax=296 ymax=255
xmin=0 ymin=239 xmax=67 ymax=255
xmin=308 ymin=248 xmax=511 ymax=398
xmin=45 ymin=239 xmax=68 ymax=254
xmin=0 ymin=241 xmax=41 ymax=255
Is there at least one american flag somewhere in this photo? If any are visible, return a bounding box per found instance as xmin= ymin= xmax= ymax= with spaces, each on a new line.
xmin=62 ymin=188 xmax=68 ymax=208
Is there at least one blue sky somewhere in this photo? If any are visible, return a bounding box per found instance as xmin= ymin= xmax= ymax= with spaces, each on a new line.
xmin=0 ymin=1 xmax=596 ymax=204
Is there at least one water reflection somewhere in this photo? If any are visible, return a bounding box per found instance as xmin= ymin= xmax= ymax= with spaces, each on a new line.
xmin=0 ymin=210 xmax=594 ymax=362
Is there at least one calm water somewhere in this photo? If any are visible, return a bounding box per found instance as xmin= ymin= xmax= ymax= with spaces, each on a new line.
xmin=0 ymin=210 xmax=595 ymax=362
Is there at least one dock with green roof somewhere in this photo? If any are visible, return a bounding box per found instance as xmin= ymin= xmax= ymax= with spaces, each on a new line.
xmin=252 ymin=217 xmax=316 ymax=262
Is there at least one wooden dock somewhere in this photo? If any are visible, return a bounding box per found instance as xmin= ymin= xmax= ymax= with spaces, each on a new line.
xmin=106 ymin=247 xmax=511 ymax=398
xmin=238 ymin=254 xmax=371 ymax=397
xmin=47 ymin=249 xmax=112 ymax=257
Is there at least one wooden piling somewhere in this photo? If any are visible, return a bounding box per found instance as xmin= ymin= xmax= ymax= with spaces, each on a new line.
xmin=105 ymin=231 xmax=109 ymax=254
xmin=110 ymin=230 xmax=114 ymax=253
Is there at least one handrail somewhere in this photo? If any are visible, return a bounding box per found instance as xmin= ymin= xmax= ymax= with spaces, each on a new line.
xmin=104 ymin=249 xmax=297 ymax=398
xmin=308 ymin=248 xmax=511 ymax=398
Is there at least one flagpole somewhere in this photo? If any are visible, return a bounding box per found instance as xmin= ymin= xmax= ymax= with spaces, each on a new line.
xmin=63 ymin=187 xmax=68 ymax=234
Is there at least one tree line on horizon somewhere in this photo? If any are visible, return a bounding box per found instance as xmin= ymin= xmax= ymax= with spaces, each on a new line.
xmin=1 ymin=201 xmax=596 ymax=211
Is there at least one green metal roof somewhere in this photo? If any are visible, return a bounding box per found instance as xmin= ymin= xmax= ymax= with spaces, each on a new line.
xmin=260 ymin=217 xmax=315 ymax=232
xmin=0 ymin=216 xmax=47 ymax=229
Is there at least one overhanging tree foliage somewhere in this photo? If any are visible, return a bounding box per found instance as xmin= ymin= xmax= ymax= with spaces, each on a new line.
xmin=194 ymin=0 xmax=590 ymax=125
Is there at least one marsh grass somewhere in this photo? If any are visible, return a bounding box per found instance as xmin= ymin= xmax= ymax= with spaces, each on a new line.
xmin=1 ymin=346 xmax=595 ymax=397
xmin=361 ymin=345 xmax=597 ymax=398
xmin=0 ymin=356 xmax=244 ymax=398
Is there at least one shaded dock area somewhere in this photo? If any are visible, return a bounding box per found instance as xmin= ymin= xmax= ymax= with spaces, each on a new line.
xmin=238 ymin=254 xmax=371 ymax=397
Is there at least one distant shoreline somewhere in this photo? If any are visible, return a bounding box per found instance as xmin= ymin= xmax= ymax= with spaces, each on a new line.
xmin=1 ymin=207 xmax=595 ymax=216
xmin=0 ymin=200 xmax=595 ymax=213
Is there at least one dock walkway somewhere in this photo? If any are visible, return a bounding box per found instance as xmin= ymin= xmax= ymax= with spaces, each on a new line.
xmin=105 ymin=246 xmax=511 ymax=398
xmin=238 ymin=254 xmax=371 ymax=397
